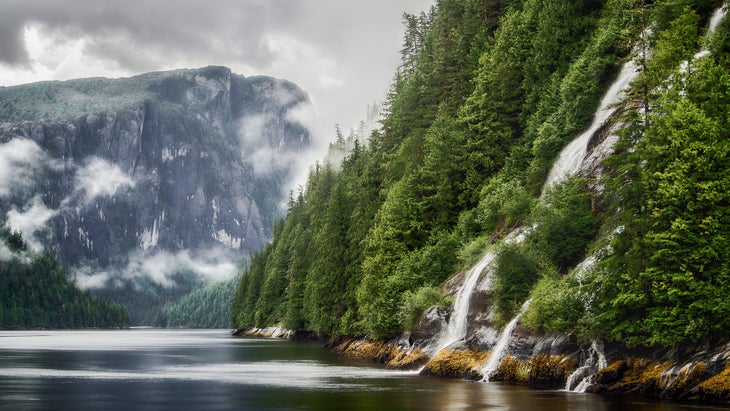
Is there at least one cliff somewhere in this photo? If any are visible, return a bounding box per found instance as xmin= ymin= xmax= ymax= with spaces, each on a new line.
xmin=0 ymin=66 xmax=311 ymax=322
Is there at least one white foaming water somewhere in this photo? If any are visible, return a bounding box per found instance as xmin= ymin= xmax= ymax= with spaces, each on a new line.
xmin=708 ymin=7 xmax=727 ymax=34
xmin=481 ymin=299 xmax=531 ymax=382
xmin=565 ymin=340 xmax=608 ymax=392
xmin=430 ymin=228 xmax=531 ymax=355
xmin=543 ymin=56 xmax=640 ymax=190
xmin=432 ymin=249 xmax=497 ymax=354
xmin=682 ymin=7 xmax=727 ymax=68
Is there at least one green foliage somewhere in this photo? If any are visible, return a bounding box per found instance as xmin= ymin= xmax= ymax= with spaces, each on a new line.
xmin=523 ymin=264 xmax=587 ymax=333
xmin=399 ymin=286 xmax=445 ymax=331
xmin=158 ymin=275 xmax=238 ymax=328
xmin=475 ymin=177 xmax=534 ymax=233
xmin=522 ymin=268 xmax=584 ymax=332
xmin=457 ymin=235 xmax=490 ymax=269
xmin=596 ymin=19 xmax=730 ymax=346
xmin=492 ymin=243 xmax=541 ymax=321
xmin=0 ymin=229 xmax=129 ymax=329
xmin=530 ymin=177 xmax=599 ymax=271
xmin=230 ymin=0 xmax=729 ymax=347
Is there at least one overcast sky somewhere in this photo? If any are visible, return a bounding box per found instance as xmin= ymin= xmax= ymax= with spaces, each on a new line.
xmin=0 ymin=0 xmax=434 ymax=135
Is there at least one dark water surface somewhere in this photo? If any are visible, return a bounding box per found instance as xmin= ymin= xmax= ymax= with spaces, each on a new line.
xmin=0 ymin=329 xmax=726 ymax=410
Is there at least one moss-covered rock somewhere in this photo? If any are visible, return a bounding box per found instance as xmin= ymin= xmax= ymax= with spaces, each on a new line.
xmin=527 ymin=354 xmax=576 ymax=389
xmin=697 ymin=362 xmax=730 ymax=401
xmin=421 ymin=349 xmax=489 ymax=379
xmin=386 ymin=347 xmax=429 ymax=370
xmin=595 ymin=360 xmax=627 ymax=384
xmin=495 ymin=355 xmax=531 ymax=383
xmin=664 ymin=362 xmax=707 ymax=399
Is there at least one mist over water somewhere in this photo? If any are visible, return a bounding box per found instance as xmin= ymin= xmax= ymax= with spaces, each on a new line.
xmin=0 ymin=330 xmax=722 ymax=411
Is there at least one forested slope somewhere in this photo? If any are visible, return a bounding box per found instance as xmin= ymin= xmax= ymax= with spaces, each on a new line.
xmin=232 ymin=0 xmax=729 ymax=347
xmin=0 ymin=229 xmax=129 ymax=328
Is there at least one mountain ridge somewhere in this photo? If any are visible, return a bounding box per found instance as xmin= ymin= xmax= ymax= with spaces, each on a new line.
xmin=0 ymin=65 xmax=311 ymax=323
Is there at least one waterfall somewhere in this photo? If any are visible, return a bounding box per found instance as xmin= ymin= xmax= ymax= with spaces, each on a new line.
xmin=708 ymin=7 xmax=727 ymax=37
xmin=432 ymin=249 xmax=496 ymax=354
xmin=543 ymin=58 xmax=641 ymax=191
xmin=481 ymin=299 xmax=532 ymax=382
xmin=431 ymin=227 xmax=530 ymax=355
xmin=682 ymin=7 xmax=727 ymax=69
xmin=545 ymin=5 xmax=726 ymax=192
xmin=564 ymin=340 xmax=608 ymax=392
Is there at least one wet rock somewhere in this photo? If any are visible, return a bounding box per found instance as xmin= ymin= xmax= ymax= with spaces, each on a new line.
xmin=420 ymin=348 xmax=489 ymax=379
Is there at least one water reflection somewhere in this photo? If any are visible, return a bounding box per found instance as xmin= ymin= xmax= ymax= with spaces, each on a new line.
xmin=0 ymin=330 xmax=728 ymax=411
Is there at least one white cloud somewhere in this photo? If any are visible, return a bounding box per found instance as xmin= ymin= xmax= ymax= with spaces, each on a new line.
xmin=73 ymin=157 xmax=135 ymax=205
xmin=0 ymin=240 xmax=13 ymax=261
xmin=0 ymin=138 xmax=48 ymax=197
xmin=264 ymin=32 xmax=343 ymax=90
xmin=73 ymin=248 xmax=239 ymax=289
xmin=0 ymin=0 xmax=435 ymax=139
xmin=5 ymin=195 xmax=58 ymax=251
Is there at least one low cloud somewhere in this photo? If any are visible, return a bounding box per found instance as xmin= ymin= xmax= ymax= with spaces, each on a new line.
xmin=5 ymin=195 xmax=58 ymax=251
xmin=72 ymin=156 xmax=135 ymax=205
xmin=73 ymin=247 xmax=240 ymax=290
xmin=0 ymin=138 xmax=48 ymax=198
xmin=0 ymin=239 xmax=14 ymax=261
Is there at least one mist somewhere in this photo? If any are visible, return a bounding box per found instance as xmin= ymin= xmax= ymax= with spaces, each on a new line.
xmin=73 ymin=247 xmax=240 ymax=290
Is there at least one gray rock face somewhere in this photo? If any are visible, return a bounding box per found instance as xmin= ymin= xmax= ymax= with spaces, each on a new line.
xmin=0 ymin=66 xmax=310 ymax=320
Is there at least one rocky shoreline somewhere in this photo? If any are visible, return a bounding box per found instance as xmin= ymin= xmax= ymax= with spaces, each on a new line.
xmin=234 ymin=323 xmax=730 ymax=404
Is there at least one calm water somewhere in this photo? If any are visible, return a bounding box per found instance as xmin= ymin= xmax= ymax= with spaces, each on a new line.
xmin=0 ymin=329 xmax=726 ymax=411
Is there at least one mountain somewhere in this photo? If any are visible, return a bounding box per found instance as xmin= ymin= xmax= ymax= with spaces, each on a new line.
xmin=231 ymin=0 xmax=730 ymax=401
xmin=0 ymin=66 xmax=311 ymax=323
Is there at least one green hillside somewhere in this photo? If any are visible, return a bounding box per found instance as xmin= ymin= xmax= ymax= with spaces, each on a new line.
xmin=231 ymin=0 xmax=729 ymax=347
xmin=0 ymin=229 xmax=129 ymax=328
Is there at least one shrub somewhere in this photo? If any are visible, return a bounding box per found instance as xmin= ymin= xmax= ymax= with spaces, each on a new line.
xmin=492 ymin=243 xmax=541 ymax=320
xmin=398 ymin=286 xmax=444 ymax=330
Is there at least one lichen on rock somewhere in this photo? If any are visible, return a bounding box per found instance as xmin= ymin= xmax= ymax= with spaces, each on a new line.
xmin=420 ymin=348 xmax=489 ymax=379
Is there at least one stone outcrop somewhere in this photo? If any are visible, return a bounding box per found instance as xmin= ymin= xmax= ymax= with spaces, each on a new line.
xmin=0 ymin=66 xmax=311 ymax=322
xmin=0 ymin=66 xmax=309 ymax=266
xmin=327 ymin=336 xmax=429 ymax=370
xmin=349 ymin=259 xmax=730 ymax=403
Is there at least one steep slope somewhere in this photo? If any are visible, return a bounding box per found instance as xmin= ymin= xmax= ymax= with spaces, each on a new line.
xmin=231 ymin=0 xmax=730 ymax=401
xmin=0 ymin=228 xmax=129 ymax=328
xmin=0 ymin=66 xmax=311 ymax=323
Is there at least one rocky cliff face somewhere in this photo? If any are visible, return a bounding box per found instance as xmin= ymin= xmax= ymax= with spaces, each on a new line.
xmin=0 ymin=66 xmax=310 ymax=321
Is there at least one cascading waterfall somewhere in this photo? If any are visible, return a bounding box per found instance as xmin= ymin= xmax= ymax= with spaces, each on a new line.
xmin=680 ymin=7 xmax=727 ymax=75
xmin=564 ymin=341 xmax=608 ymax=392
xmin=480 ymin=299 xmax=532 ymax=382
xmin=559 ymin=6 xmax=727 ymax=393
xmin=431 ymin=227 xmax=530 ymax=355
xmin=432 ymin=249 xmax=496 ymax=354
xmin=542 ymin=56 xmax=640 ymax=190
xmin=546 ymin=5 xmax=726 ymax=192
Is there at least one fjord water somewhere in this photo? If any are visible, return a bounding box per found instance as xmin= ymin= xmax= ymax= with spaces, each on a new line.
xmin=0 ymin=330 xmax=723 ymax=411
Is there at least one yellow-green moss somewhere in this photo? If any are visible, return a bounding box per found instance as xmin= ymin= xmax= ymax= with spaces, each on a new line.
xmin=666 ymin=362 xmax=707 ymax=396
xmin=337 ymin=339 xmax=392 ymax=362
xmin=386 ymin=347 xmax=429 ymax=370
xmin=528 ymin=354 xmax=576 ymax=388
xmin=604 ymin=359 xmax=671 ymax=393
xmin=421 ymin=349 xmax=489 ymax=378
xmin=496 ymin=355 xmax=531 ymax=383
xmin=595 ymin=360 xmax=627 ymax=384
xmin=328 ymin=337 xmax=428 ymax=370
xmin=698 ymin=362 xmax=730 ymax=401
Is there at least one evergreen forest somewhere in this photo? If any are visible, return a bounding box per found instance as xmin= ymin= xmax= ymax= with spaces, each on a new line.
xmin=0 ymin=229 xmax=129 ymax=328
xmin=156 ymin=275 xmax=239 ymax=328
xmin=231 ymin=0 xmax=730 ymax=347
